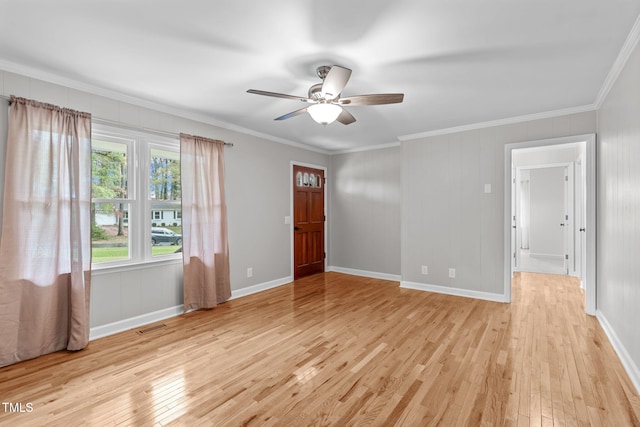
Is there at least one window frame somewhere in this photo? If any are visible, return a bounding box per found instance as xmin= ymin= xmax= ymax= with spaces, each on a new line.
xmin=91 ymin=124 xmax=182 ymax=270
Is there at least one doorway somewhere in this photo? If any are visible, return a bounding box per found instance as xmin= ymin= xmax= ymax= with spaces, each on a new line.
xmin=504 ymin=134 xmax=596 ymax=315
xmin=292 ymin=163 xmax=326 ymax=279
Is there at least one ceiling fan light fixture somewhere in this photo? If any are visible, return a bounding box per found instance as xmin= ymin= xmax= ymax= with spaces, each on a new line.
xmin=307 ymin=103 xmax=342 ymax=125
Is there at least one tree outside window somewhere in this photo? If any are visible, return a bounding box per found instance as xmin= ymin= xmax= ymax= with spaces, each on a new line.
xmin=91 ymin=138 xmax=130 ymax=263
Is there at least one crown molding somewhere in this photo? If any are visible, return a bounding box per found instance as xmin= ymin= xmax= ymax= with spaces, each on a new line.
xmin=398 ymin=104 xmax=596 ymax=142
xmin=329 ymin=140 xmax=400 ymax=155
xmin=594 ymin=12 xmax=640 ymax=109
xmin=0 ymin=59 xmax=330 ymax=155
xmin=0 ymin=58 xmax=600 ymax=154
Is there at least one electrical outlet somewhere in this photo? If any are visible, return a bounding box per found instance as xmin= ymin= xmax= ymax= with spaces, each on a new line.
xmin=421 ymin=265 xmax=428 ymax=275
xmin=247 ymin=267 xmax=253 ymax=278
xmin=448 ymin=268 xmax=456 ymax=278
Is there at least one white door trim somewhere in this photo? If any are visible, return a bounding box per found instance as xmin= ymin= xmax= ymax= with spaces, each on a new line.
xmin=504 ymin=134 xmax=596 ymax=315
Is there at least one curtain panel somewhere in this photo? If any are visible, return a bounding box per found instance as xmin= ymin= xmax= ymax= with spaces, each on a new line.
xmin=0 ymin=96 xmax=92 ymax=367
xmin=180 ymin=133 xmax=231 ymax=310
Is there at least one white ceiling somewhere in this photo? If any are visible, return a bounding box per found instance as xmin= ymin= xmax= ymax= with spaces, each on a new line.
xmin=1 ymin=1 xmax=639 ymax=152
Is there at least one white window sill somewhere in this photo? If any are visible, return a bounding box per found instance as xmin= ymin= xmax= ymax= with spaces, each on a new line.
xmin=91 ymin=256 xmax=182 ymax=276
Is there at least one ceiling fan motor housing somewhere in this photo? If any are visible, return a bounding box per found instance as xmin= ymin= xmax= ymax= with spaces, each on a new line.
xmin=310 ymin=66 xmax=337 ymax=100
xmin=308 ymin=83 xmax=325 ymax=100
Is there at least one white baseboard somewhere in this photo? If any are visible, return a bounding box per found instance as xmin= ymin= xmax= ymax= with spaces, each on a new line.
xmin=327 ymin=266 xmax=400 ymax=282
xmin=229 ymin=276 xmax=292 ymax=300
xmin=596 ymin=310 xmax=640 ymax=395
xmin=89 ymin=276 xmax=293 ymax=341
xmin=400 ymin=280 xmax=507 ymax=303
xmin=90 ymin=305 xmax=184 ymax=341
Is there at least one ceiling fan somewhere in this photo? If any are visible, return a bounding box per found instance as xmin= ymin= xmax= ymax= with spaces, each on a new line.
xmin=247 ymin=65 xmax=404 ymax=125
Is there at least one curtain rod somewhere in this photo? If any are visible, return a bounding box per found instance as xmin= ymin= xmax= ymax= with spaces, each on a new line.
xmin=2 ymin=95 xmax=234 ymax=147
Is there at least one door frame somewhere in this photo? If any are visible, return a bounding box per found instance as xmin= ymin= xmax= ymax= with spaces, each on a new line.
xmin=576 ymin=153 xmax=587 ymax=287
xmin=504 ymin=134 xmax=596 ymax=315
xmin=290 ymin=161 xmax=328 ymax=279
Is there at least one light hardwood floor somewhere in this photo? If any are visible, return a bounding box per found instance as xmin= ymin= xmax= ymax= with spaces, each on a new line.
xmin=1 ymin=272 xmax=639 ymax=426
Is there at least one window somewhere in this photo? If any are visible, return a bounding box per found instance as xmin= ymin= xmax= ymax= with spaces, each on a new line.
xmin=149 ymin=147 xmax=181 ymax=256
xmin=91 ymin=136 xmax=131 ymax=264
xmin=91 ymin=125 xmax=181 ymax=266
xmin=295 ymin=172 xmax=322 ymax=188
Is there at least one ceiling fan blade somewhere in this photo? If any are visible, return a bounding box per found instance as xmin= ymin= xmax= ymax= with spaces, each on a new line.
xmin=339 ymin=93 xmax=404 ymax=106
xmin=274 ymin=107 xmax=309 ymax=121
xmin=321 ymin=66 xmax=352 ymax=100
xmin=247 ymin=89 xmax=311 ymax=102
xmin=336 ymin=109 xmax=356 ymax=125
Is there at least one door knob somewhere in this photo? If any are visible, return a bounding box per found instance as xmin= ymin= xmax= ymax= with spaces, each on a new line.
xmin=294 ymin=226 xmax=301 ymax=231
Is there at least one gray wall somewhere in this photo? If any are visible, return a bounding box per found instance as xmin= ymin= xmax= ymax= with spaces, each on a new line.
xmin=401 ymin=111 xmax=596 ymax=294
xmin=597 ymin=35 xmax=640 ymax=385
xmin=329 ymin=146 xmax=401 ymax=276
xmin=0 ymin=69 xmax=329 ymax=332
xmin=225 ymin=135 xmax=329 ymax=291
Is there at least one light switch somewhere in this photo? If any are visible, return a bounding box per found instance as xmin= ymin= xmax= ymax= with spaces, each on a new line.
xmin=484 ymin=184 xmax=492 ymax=193
xmin=284 ymin=216 xmax=291 ymax=225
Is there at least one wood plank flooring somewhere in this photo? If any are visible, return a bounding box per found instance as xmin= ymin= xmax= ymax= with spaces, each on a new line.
xmin=1 ymin=272 xmax=639 ymax=426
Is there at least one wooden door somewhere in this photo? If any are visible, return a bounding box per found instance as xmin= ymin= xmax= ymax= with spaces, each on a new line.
xmin=293 ymin=165 xmax=325 ymax=279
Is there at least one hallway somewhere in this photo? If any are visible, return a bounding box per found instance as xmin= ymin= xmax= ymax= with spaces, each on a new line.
xmin=517 ymin=248 xmax=566 ymax=275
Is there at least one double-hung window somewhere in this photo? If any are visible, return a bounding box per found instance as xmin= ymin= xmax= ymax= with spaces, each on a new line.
xmin=91 ymin=124 xmax=181 ymax=267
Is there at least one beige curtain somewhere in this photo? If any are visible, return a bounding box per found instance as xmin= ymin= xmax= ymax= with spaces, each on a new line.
xmin=0 ymin=96 xmax=92 ymax=367
xmin=180 ymin=133 xmax=230 ymax=309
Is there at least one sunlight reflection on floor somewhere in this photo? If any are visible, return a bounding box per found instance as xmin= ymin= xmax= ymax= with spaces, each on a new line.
xmin=151 ymin=368 xmax=187 ymax=425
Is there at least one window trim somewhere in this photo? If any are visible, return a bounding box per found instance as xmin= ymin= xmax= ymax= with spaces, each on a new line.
xmin=91 ymin=123 xmax=182 ymax=270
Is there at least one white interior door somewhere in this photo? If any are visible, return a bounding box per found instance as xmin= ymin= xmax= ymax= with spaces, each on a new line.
xmin=562 ymin=166 xmax=570 ymax=274
xmin=529 ymin=167 xmax=565 ymax=261
xmin=512 ymin=166 xmax=518 ymax=270
xmin=519 ymin=170 xmax=531 ymax=250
